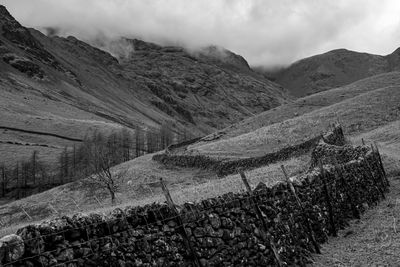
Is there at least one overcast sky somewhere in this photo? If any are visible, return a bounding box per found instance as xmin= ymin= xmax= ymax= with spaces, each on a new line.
xmin=1 ymin=0 xmax=400 ymax=67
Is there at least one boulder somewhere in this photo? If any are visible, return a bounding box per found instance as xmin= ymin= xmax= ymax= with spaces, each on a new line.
xmin=0 ymin=234 xmax=24 ymax=264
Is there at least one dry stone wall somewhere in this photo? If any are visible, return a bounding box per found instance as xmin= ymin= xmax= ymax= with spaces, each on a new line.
xmin=154 ymin=136 xmax=321 ymax=177
xmin=166 ymin=137 xmax=203 ymax=154
xmin=310 ymin=141 xmax=370 ymax=168
xmin=0 ymin=128 xmax=389 ymax=267
xmin=154 ymin=124 xmax=345 ymax=177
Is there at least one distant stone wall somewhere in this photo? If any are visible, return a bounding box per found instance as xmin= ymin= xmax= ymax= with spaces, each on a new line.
xmin=154 ymin=124 xmax=345 ymax=176
xmin=321 ymin=122 xmax=346 ymax=146
xmin=310 ymin=140 xmax=370 ymax=168
xmin=154 ymin=137 xmax=322 ymax=177
xmin=166 ymin=137 xmax=203 ymax=153
xmin=0 ymin=139 xmax=389 ymax=266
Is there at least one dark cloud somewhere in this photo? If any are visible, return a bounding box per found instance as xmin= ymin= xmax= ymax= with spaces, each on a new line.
xmin=1 ymin=0 xmax=400 ymax=67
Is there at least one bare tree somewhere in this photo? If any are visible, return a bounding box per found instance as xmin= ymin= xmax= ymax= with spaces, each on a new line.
xmin=63 ymin=146 xmax=69 ymax=180
xmin=31 ymin=150 xmax=38 ymax=185
xmin=14 ymin=162 xmax=20 ymax=199
xmin=72 ymin=144 xmax=76 ymax=177
xmin=146 ymin=131 xmax=159 ymax=153
xmin=120 ymin=128 xmax=132 ymax=161
xmin=82 ymin=131 xmax=127 ymax=205
xmin=58 ymin=146 xmax=70 ymax=181
xmin=4 ymin=126 xmax=181 ymax=201
xmin=22 ymin=161 xmax=29 ymax=188
xmin=160 ymin=123 xmax=173 ymax=149
xmin=1 ymin=163 xmax=12 ymax=197
xmin=135 ymin=126 xmax=144 ymax=157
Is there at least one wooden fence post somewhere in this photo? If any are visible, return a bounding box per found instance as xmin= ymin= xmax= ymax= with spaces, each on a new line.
xmin=20 ymin=206 xmax=33 ymax=221
xmin=160 ymin=178 xmax=202 ymax=267
xmin=239 ymin=171 xmax=284 ymax=267
xmin=318 ymin=161 xmax=337 ymax=237
xmin=280 ymin=165 xmax=321 ymax=254
xmin=373 ymin=143 xmax=389 ymax=188
xmin=364 ymin=150 xmax=386 ymax=200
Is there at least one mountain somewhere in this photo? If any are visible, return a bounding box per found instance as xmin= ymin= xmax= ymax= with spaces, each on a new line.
xmin=185 ymin=71 xmax=400 ymax=158
xmin=0 ymin=5 xmax=289 ymax=165
xmin=266 ymin=48 xmax=400 ymax=97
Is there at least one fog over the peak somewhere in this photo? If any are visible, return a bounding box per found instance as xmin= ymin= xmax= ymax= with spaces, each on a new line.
xmin=1 ymin=0 xmax=400 ymax=67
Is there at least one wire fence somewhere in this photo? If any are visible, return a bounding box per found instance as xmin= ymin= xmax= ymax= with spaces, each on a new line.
xmin=0 ymin=169 xmax=258 ymax=237
xmin=0 ymin=141 xmax=390 ymax=266
xmin=0 ymin=143 xmax=385 ymax=231
xmin=0 ymin=123 xmax=350 ymax=235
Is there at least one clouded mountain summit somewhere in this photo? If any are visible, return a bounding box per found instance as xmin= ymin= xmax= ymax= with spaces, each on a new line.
xmin=2 ymin=0 xmax=400 ymax=67
xmin=0 ymin=5 xmax=289 ymax=164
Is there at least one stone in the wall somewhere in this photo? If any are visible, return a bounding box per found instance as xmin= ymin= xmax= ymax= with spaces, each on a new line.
xmin=0 ymin=234 xmax=24 ymax=264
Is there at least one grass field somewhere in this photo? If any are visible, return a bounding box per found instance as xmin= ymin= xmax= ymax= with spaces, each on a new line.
xmin=188 ymin=84 xmax=400 ymax=158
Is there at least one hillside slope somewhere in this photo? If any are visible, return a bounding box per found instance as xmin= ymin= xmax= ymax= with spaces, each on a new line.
xmin=0 ymin=5 xmax=289 ymax=165
xmin=198 ymin=71 xmax=400 ymax=144
xmin=2 ymin=69 xmax=400 ymax=235
xmin=184 ymin=71 xmax=400 ymax=158
xmin=267 ymin=48 xmax=400 ymax=97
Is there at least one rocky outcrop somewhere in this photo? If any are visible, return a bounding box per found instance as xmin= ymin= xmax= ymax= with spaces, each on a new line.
xmin=0 ymin=130 xmax=388 ymax=266
xmin=114 ymin=36 xmax=287 ymax=129
xmin=195 ymin=45 xmax=251 ymax=71
xmin=2 ymin=53 xmax=45 ymax=79
xmin=0 ymin=5 xmax=80 ymax=83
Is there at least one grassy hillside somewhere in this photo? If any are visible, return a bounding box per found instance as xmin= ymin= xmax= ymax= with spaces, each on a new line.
xmin=208 ymin=71 xmax=400 ymax=142
xmin=0 ymin=74 xmax=125 ymax=165
xmin=266 ymin=48 xmax=400 ymax=97
xmin=185 ymin=72 xmax=400 ymax=158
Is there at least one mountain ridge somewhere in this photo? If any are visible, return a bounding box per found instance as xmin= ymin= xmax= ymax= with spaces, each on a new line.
xmin=0 ymin=4 xmax=289 ymax=165
xmin=265 ymin=47 xmax=400 ymax=97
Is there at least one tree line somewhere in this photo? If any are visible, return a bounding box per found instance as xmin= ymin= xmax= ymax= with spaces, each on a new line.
xmin=1 ymin=124 xmax=192 ymax=200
